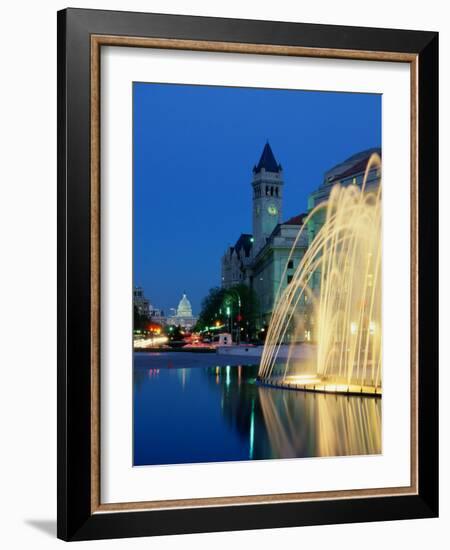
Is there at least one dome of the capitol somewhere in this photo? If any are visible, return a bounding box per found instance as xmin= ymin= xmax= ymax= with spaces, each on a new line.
xmin=176 ymin=293 xmax=193 ymax=317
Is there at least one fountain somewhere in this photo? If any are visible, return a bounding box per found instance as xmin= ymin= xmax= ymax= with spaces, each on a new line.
xmin=258 ymin=154 xmax=382 ymax=396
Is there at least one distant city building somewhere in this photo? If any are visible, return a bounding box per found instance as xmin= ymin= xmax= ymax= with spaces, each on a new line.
xmin=149 ymin=307 xmax=166 ymax=325
xmin=167 ymin=293 xmax=198 ymax=330
xmin=133 ymin=286 xmax=150 ymax=317
xmin=221 ymin=143 xmax=381 ymax=334
xmin=133 ymin=286 xmax=166 ymax=324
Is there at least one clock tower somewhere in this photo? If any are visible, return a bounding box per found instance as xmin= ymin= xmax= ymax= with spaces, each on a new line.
xmin=252 ymin=142 xmax=284 ymax=255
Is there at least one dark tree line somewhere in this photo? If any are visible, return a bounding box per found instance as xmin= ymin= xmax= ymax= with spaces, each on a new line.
xmin=195 ymin=284 xmax=260 ymax=342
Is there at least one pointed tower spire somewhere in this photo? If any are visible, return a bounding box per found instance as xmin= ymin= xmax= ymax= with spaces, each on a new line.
xmin=253 ymin=142 xmax=282 ymax=174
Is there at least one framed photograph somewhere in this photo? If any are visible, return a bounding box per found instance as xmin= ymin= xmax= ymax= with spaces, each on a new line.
xmin=57 ymin=8 xmax=438 ymax=541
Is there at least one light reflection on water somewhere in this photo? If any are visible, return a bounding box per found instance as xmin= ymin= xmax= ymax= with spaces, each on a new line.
xmin=133 ymin=353 xmax=381 ymax=467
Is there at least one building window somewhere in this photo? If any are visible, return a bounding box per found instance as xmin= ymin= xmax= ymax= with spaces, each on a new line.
xmin=275 ymin=187 xmax=279 ymax=197
xmin=287 ymin=275 xmax=293 ymax=285
xmin=266 ymin=186 xmax=269 ymax=195
xmin=287 ymin=260 xmax=294 ymax=269
xmin=270 ymin=186 xmax=274 ymax=196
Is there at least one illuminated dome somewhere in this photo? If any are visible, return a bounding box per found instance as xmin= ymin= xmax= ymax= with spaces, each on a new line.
xmin=177 ymin=293 xmax=193 ymax=317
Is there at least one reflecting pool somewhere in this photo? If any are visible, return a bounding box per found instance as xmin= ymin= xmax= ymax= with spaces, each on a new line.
xmin=133 ymin=352 xmax=381 ymax=466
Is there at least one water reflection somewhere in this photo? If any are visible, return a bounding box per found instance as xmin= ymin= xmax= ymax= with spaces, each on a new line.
xmin=133 ymin=357 xmax=381 ymax=466
xmin=259 ymin=386 xmax=381 ymax=457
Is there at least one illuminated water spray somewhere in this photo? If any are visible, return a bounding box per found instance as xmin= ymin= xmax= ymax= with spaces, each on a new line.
xmin=258 ymin=154 xmax=382 ymax=395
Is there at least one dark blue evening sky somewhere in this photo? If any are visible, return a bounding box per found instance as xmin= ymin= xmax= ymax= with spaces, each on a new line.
xmin=133 ymin=83 xmax=381 ymax=314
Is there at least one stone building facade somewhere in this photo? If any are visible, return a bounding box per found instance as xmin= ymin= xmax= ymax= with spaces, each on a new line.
xmin=306 ymin=148 xmax=381 ymax=293
xmin=251 ymin=215 xmax=308 ymax=326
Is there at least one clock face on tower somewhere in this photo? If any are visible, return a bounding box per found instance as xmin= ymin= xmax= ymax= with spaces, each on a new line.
xmin=267 ymin=204 xmax=278 ymax=216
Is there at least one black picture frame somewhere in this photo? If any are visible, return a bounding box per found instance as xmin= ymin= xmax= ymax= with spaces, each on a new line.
xmin=57 ymin=7 xmax=438 ymax=541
